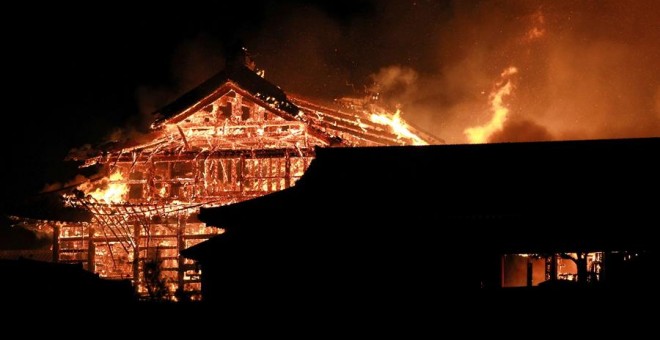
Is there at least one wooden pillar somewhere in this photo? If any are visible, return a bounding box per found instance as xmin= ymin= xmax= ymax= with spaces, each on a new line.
xmin=545 ymin=254 xmax=557 ymax=281
xmin=284 ymin=154 xmax=291 ymax=189
xmin=177 ymin=213 xmax=185 ymax=294
xmin=238 ymin=156 xmax=245 ymax=193
xmin=133 ymin=221 xmax=140 ymax=286
xmin=526 ymin=257 xmax=533 ymax=287
xmin=167 ymin=162 xmax=173 ymax=199
xmin=600 ymin=251 xmax=608 ymax=283
xmin=551 ymin=254 xmax=557 ymax=280
xmin=87 ymin=224 xmax=95 ymax=272
xmin=52 ymin=224 xmax=60 ymax=263
xmin=267 ymin=158 xmax=272 ymax=192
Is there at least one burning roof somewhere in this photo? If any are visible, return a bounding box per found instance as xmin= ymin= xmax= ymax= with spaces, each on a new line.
xmin=151 ymin=64 xmax=300 ymax=128
xmin=138 ymin=63 xmax=441 ymax=151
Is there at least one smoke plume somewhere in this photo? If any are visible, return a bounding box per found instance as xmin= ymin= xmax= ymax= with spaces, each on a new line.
xmin=113 ymin=0 xmax=660 ymax=144
xmin=125 ymin=35 xmax=226 ymax=142
xmin=240 ymin=0 xmax=660 ymax=143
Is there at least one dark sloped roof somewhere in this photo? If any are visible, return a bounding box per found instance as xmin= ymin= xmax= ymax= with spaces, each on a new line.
xmin=180 ymin=231 xmax=237 ymax=260
xmin=189 ymin=138 xmax=660 ymax=257
xmin=152 ymin=64 xmax=300 ymax=127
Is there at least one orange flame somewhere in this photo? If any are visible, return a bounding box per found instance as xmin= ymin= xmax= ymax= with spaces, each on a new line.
xmin=464 ymin=67 xmax=518 ymax=143
xmin=370 ymin=109 xmax=428 ymax=145
xmin=79 ymin=170 xmax=128 ymax=203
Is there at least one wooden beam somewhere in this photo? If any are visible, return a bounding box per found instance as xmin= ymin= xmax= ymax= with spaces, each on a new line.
xmin=101 ymin=148 xmax=316 ymax=164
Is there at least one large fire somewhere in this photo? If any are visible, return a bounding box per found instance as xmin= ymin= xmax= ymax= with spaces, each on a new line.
xmin=370 ymin=109 xmax=428 ymax=146
xmin=464 ymin=67 xmax=518 ymax=144
xmin=78 ymin=170 xmax=129 ymax=203
xmin=43 ymin=73 xmax=437 ymax=301
xmin=462 ymin=9 xmax=542 ymax=145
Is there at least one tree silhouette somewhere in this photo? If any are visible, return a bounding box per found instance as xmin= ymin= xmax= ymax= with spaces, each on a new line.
xmin=143 ymin=249 xmax=171 ymax=300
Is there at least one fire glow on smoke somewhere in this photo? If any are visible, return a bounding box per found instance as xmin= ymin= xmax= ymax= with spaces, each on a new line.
xmin=464 ymin=67 xmax=518 ymax=144
xmin=258 ymin=1 xmax=657 ymax=144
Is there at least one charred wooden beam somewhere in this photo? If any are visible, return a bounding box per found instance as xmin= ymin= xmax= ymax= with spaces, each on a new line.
xmin=177 ymin=125 xmax=191 ymax=150
xmin=100 ymin=148 xmax=315 ymax=164
xmin=314 ymin=121 xmax=408 ymax=146
xmin=52 ymin=225 xmax=60 ymax=263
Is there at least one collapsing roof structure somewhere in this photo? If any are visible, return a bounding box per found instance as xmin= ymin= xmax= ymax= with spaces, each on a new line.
xmin=14 ymin=57 xmax=440 ymax=300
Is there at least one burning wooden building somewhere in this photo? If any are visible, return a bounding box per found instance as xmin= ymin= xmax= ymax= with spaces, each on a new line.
xmin=15 ymin=58 xmax=439 ymax=299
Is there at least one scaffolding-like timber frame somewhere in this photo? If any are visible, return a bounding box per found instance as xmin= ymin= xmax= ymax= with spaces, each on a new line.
xmin=32 ymin=68 xmax=437 ymax=300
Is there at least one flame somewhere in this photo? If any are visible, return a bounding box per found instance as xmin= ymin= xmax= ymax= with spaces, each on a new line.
xmin=79 ymin=170 xmax=128 ymax=203
xmin=464 ymin=67 xmax=518 ymax=143
xmin=159 ymin=186 xmax=167 ymax=198
xmin=59 ymin=88 xmax=431 ymax=300
xmin=370 ymin=109 xmax=428 ymax=145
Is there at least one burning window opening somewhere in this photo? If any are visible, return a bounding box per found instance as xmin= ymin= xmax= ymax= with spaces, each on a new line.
xmin=500 ymin=251 xmax=646 ymax=288
xmin=16 ymin=63 xmax=440 ymax=300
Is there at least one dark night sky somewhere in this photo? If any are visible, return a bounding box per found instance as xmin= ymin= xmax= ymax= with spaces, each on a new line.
xmin=2 ymin=0 xmax=659 ymax=214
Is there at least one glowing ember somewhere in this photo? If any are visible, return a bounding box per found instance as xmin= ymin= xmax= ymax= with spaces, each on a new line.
xmin=370 ymin=109 xmax=428 ymax=145
xmin=159 ymin=186 xmax=167 ymax=198
xmin=79 ymin=170 xmax=128 ymax=203
xmin=464 ymin=67 xmax=518 ymax=144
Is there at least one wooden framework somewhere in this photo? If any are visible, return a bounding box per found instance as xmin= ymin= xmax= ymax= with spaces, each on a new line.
xmin=36 ymin=66 xmax=437 ymax=299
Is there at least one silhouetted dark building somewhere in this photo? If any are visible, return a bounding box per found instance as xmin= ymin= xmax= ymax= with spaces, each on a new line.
xmin=182 ymin=138 xmax=659 ymax=306
xmin=0 ymin=258 xmax=136 ymax=306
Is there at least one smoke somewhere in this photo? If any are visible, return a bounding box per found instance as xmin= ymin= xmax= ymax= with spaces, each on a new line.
xmin=239 ymin=0 xmax=660 ymax=143
xmin=97 ymin=0 xmax=660 ymax=144
xmin=415 ymin=0 xmax=659 ymax=143
xmin=58 ymin=34 xmax=227 ymax=189
xmin=369 ymin=66 xmax=419 ymax=109
xmin=489 ymin=119 xmax=553 ymax=144
xmin=120 ymin=35 xmax=226 ymax=143
xmin=41 ymin=174 xmax=91 ymax=194
xmin=246 ymin=5 xmax=348 ymax=100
